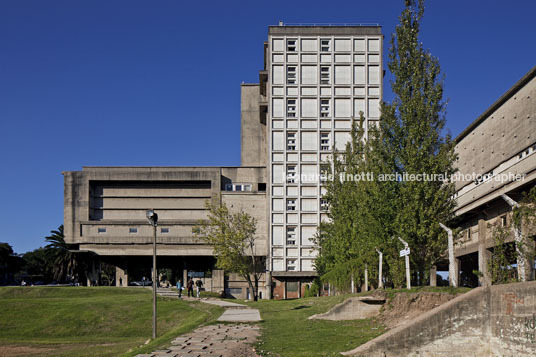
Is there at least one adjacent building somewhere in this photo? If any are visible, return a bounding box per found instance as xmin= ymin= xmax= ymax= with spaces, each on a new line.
xmin=452 ymin=66 xmax=536 ymax=286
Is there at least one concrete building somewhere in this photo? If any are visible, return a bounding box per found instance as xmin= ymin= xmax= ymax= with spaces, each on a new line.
xmin=63 ymin=23 xmax=382 ymax=299
xmin=452 ymin=66 xmax=536 ymax=286
xmin=265 ymin=25 xmax=383 ymax=298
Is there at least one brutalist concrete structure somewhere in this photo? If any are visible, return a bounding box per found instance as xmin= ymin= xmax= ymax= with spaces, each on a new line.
xmin=265 ymin=24 xmax=383 ymax=298
xmin=451 ymin=66 xmax=536 ymax=287
xmin=63 ymin=23 xmax=384 ymax=299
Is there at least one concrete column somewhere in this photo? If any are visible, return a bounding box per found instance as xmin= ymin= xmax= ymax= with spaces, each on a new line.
xmin=212 ymin=269 xmax=225 ymax=294
xmin=183 ymin=269 xmax=188 ymax=287
xmin=478 ymin=218 xmax=492 ymax=287
xmin=265 ymin=271 xmax=272 ymax=299
xmin=454 ymin=257 xmax=461 ymax=286
xmin=430 ymin=266 xmax=437 ymax=287
xmin=500 ymin=194 xmax=535 ymax=281
xmin=115 ymin=266 xmax=128 ymax=287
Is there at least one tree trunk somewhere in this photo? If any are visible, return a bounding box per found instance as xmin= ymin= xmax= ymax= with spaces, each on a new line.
xmin=244 ymin=274 xmax=255 ymax=301
xmin=254 ymin=275 xmax=259 ymax=301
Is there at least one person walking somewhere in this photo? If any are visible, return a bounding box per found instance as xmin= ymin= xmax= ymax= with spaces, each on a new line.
xmin=187 ymin=277 xmax=194 ymax=297
xmin=176 ymin=279 xmax=183 ymax=299
xmin=195 ymin=279 xmax=203 ymax=298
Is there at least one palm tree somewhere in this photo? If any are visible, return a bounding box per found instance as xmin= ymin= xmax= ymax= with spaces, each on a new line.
xmin=45 ymin=225 xmax=79 ymax=282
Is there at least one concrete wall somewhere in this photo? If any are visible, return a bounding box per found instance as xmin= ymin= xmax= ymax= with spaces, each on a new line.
xmin=241 ymin=84 xmax=267 ymax=167
xmin=455 ymin=68 xmax=536 ymax=193
xmin=342 ymin=281 xmax=536 ymax=356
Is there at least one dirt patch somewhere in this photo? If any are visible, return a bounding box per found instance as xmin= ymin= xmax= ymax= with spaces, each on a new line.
xmin=0 ymin=345 xmax=56 ymax=357
xmin=377 ymin=292 xmax=460 ymax=329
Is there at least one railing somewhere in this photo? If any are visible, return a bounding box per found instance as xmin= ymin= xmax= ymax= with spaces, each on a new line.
xmin=278 ymin=22 xmax=380 ymax=27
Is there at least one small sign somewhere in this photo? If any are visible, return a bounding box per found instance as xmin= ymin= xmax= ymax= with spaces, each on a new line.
xmin=400 ymin=248 xmax=410 ymax=257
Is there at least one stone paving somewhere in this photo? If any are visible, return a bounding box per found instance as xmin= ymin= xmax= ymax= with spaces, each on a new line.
xmin=136 ymin=323 xmax=260 ymax=357
xmin=138 ymin=292 xmax=262 ymax=356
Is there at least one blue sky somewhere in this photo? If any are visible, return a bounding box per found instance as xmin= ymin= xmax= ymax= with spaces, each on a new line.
xmin=1 ymin=0 xmax=535 ymax=253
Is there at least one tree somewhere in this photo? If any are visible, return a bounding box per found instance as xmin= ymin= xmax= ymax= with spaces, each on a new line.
xmin=22 ymin=247 xmax=54 ymax=282
xmin=379 ymin=0 xmax=457 ymax=284
xmin=45 ymin=225 xmax=82 ymax=282
xmin=0 ymin=243 xmax=25 ymax=285
xmin=193 ymin=201 xmax=263 ymax=300
xmin=315 ymin=0 xmax=457 ymax=289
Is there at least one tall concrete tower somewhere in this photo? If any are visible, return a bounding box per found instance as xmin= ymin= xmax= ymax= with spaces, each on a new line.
xmin=266 ymin=24 xmax=383 ymax=298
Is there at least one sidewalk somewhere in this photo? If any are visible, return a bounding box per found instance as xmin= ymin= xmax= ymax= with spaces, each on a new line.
xmin=156 ymin=288 xmax=262 ymax=322
xmin=135 ymin=289 xmax=262 ymax=356
xmin=135 ymin=324 xmax=259 ymax=357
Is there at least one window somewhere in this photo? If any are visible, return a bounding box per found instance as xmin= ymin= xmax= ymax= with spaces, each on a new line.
xmin=287 ymin=99 xmax=296 ymax=117
xmin=287 ymin=132 xmax=297 ymax=151
xmin=129 ymin=227 xmax=138 ymax=234
xmin=224 ymin=183 xmax=252 ymax=192
xmin=286 ymin=281 xmax=298 ymax=291
xmin=287 ymin=199 xmax=297 ymax=211
xmin=321 ymin=39 xmax=331 ymax=52
xmin=287 ymin=39 xmax=296 ymax=52
xmin=320 ymin=198 xmax=329 ymax=211
xmin=258 ymin=183 xmax=267 ymax=192
xmin=98 ymin=227 xmax=107 ymax=234
xmin=501 ymin=215 xmax=507 ymax=227
xmin=320 ymin=164 xmax=330 ymax=182
xmin=467 ymin=229 xmax=471 ymax=240
xmin=320 ymin=132 xmax=330 ymax=151
xmin=161 ymin=227 xmax=169 ymax=234
xmin=320 ymin=99 xmax=330 ymax=117
xmin=287 ymin=227 xmax=296 ymax=245
xmin=287 ymin=165 xmax=297 ymax=183
xmin=287 ymin=66 xmax=296 ymax=84
xmin=320 ymin=66 xmax=331 ymax=84
xmin=287 ymin=259 xmax=297 ymax=271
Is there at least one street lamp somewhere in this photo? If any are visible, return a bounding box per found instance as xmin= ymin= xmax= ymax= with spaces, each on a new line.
xmin=146 ymin=209 xmax=158 ymax=339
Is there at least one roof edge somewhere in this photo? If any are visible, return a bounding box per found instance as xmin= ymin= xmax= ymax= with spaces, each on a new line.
xmin=455 ymin=66 xmax=536 ymax=143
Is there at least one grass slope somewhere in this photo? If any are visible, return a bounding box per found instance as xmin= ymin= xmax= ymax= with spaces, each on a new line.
xmin=244 ymin=286 xmax=471 ymax=356
xmin=0 ymin=287 xmax=222 ymax=356
xmin=245 ymin=294 xmax=384 ymax=357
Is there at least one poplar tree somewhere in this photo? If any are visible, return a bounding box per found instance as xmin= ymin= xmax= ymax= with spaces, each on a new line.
xmin=381 ymin=0 xmax=457 ymax=283
xmin=316 ymin=0 xmax=457 ymax=289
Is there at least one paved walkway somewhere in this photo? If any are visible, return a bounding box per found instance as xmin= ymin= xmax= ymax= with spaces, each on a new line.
xmin=201 ymin=300 xmax=262 ymax=322
xmin=136 ymin=324 xmax=259 ymax=357
xmin=136 ymin=290 xmax=262 ymax=356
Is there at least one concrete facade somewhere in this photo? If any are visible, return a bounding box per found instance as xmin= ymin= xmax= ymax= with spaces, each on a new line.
xmin=342 ymin=281 xmax=536 ymax=356
xmin=451 ymin=66 xmax=536 ymax=287
xmin=63 ymin=23 xmax=383 ymax=299
xmin=266 ymin=25 xmax=383 ymax=292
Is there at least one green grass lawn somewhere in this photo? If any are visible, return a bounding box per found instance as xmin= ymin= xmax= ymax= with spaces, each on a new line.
xmin=244 ymin=293 xmax=384 ymax=357
xmin=0 ymin=287 xmax=223 ymax=357
xmin=243 ymin=286 xmax=472 ymax=357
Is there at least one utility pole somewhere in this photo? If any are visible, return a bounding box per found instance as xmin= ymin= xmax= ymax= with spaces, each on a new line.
xmin=376 ymin=249 xmax=383 ymax=289
xmin=146 ymin=210 xmax=158 ymax=339
xmin=439 ymin=223 xmax=458 ymax=287
xmin=364 ymin=264 xmax=368 ymax=291
xmin=398 ymin=237 xmax=411 ymax=289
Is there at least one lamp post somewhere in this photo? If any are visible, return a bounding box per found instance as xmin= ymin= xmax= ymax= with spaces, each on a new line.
xmin=376 ymin=249 xmax=383 ymax=289
xmin=398 ymin=237 xmax=411 ymax=290
xmin=439 ymin=223 xmax=457 ymax=287
xmin=146 ymin=209 xmax=158 ymax=339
